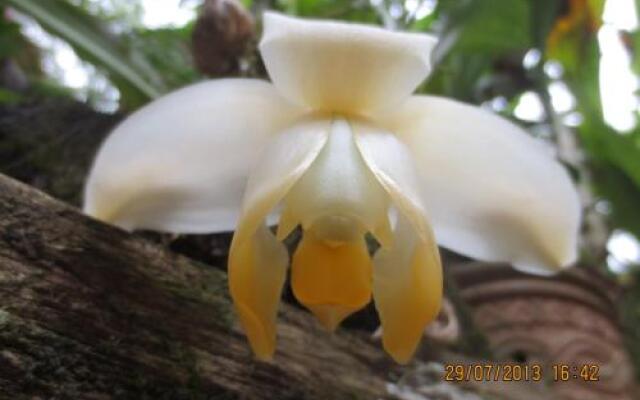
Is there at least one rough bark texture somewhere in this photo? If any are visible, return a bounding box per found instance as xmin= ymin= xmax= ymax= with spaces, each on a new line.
xmin=0 ymin=173 xmax=399 ymax=400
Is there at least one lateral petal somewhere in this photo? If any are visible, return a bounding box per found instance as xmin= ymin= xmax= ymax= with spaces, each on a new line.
xmin=352 ymin=120 xmax=432 ymax=242
xmin=229 ymin=224 xmax=288 ymax=360
xmin=373 ymin=214 xmax=442 ymax=364
xmin=377 ymin=96 xmax=581 ymax=274
xmin=228 ymin=118 xmax=328 ymax=358
xmin=232 ymin=118 xmax=329 ymax=246
xmin=84 ymin=79 xmax=302 ymax=233
xmin=352 ymin=120 xmax=442 ymax=362
xmin=259 ymin=12 xmax=437 ymax=116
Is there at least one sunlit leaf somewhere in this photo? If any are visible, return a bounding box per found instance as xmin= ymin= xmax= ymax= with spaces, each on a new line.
xmin=546 ymin=0 xmax=603 ymax=73
xmin=3 ymin=0 xmax=168 ymax=108
xmin=554 ymin=17 xmax=640 ymax=242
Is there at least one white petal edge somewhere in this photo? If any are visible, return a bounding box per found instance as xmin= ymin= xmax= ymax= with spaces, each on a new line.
xmin=259 ymin=12 xmax=437 ymax=116
xmin=351 ymin=120 xmax=433 ymax=243
xmin=83 ymin=79 xmax=303 ymax=233
xmin=232 ymin=118 xmax=329 ymax=246
xmin=376 ymin=96 xmax=581 ymax=274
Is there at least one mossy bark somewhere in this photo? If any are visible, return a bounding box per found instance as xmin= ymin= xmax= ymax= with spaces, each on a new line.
xmin=0 ymin=174 xmax=394 ymax=399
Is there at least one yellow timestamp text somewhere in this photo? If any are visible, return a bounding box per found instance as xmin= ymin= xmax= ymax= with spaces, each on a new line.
xmin=444 ymin=363 xmax=543 ymax=382
xmin=444 ymin=363 xmax=601 ymax=382
xmin=552 ymin=364 xmax=600 ymax=381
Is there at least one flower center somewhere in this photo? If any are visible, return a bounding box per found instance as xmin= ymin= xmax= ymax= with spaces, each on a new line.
xmin=277 ymin=116 xmax=393 ymax=330
xmin=278 ymin=117 xmax=390 ymax=244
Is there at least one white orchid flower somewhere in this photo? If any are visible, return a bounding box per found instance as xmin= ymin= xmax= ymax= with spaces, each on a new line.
xmin=83 ymin=12 xmax=581 ymax=363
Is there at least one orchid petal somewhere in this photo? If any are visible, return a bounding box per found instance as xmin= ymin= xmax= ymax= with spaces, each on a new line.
xmin=228 ymin=119 xmax=328 ymax=358
xmin=352 ymin=120 xmax=432 ymax=242
xmin=373 ymin=214 xmax=442 ymax=364
xmin=378 ymin=96 xmax=581 ymax=274
xmin=352 ymin=120 xmax=442 ymax=362
xmin=259 ymin=12 xmax=437 ymax=115
xmin=232 ymin=119 xmax=329 ymax=246
xmin=84 ymin=79 xmax=302 ymax=233
xmin=228 ymin=223 xmax=288 ymax=360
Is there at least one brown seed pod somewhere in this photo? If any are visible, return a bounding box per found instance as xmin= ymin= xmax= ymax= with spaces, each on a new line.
xmin=192 ymin=0 xmax=255 ymax=76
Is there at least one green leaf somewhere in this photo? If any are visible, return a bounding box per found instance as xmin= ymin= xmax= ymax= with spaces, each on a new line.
xmin=123 ymin=26 xmax=200 ymax=96
xmin=0 ymin=87 xmax=23 ymax=104
xmin=530 ymin=0 xmax=562 ymax=51
xmin=593 ymin=164 xmax=640 ymax=240
xmin=3 ymin=0 xmax=167 ymax=107
xmin=423 ymin=53 xmax=492 ymax=101
xmin=0 ymin=18 xmax=23 ymax=58
xmin=555 ymin=20 xmax=640 ymax=241
xmin=276 ymin=0 xmax=379 ymax=23
xmin=560 ymin=38 xmax=640 ymax=189
xmin=545 ymin=0 xmax=603 ymax=75
xmin=437 ymin=0 xmax=532 ymax=55
xmin=425 ymin=0 xmax=536 ymax=102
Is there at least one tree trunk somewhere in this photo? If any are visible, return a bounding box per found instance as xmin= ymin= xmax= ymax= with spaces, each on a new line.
xmin=0 ymin=173 xmax=395 ymax=399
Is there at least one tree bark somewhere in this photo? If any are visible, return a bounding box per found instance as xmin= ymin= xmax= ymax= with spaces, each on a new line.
xmin=0 ymin=101 xmax=120 ymax=206
xmin=0 ymin=173 xmax=395 ymax=400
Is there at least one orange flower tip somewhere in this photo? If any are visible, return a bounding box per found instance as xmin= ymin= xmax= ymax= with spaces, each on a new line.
xmin=383 ymin=340 xmax=418 ymax=365
xmin=234 ymin=303 xmax=277 ymax=361
xmin=253 ymin=351 xmax=275 ymax=362
xmin=308 ymin=304 xmax=352 ymax=332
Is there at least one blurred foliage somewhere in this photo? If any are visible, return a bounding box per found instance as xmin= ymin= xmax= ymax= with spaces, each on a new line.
xmin=1 ymin=0 xmax=168 ymax=107
xmin=0 ymin=0 xmax=201 ymax=109
xmin=438 ymin=0 xmax=532 ymax=53
xmin=67 ymin=0 xmax=144 ymax=26
xmin=123 ymin=25 xmax=199 ymax=91
xmin=274 ymin=0 xmax=379 ymax=21
xmin=547 ymin=0 xmax=640 ymax=245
